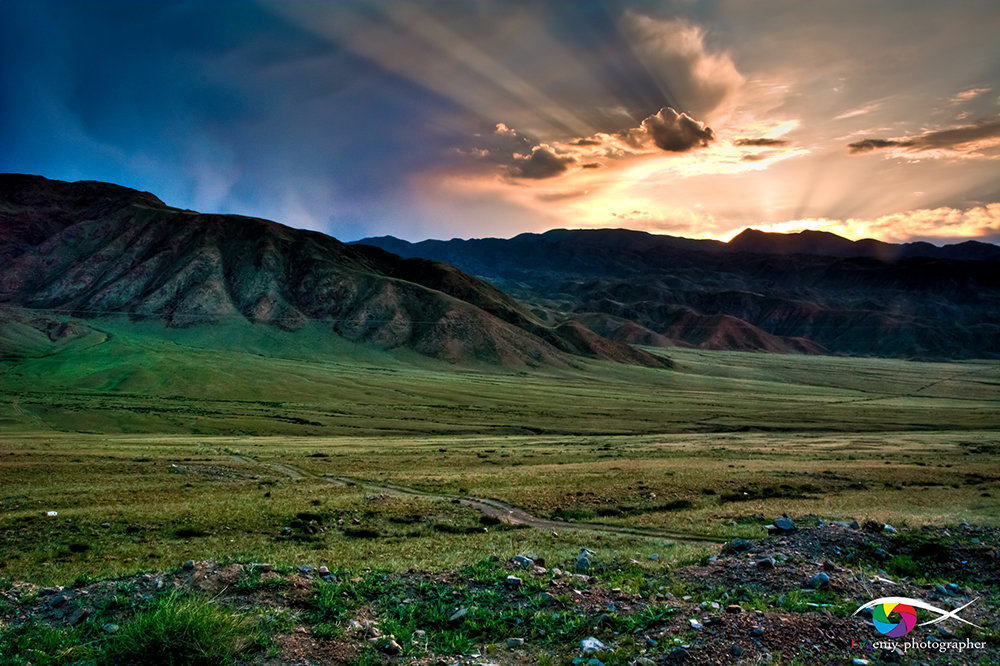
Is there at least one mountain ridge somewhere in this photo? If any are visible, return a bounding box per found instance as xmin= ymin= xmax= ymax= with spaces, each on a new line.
xmin=0 ymin=174 xmax=666 ymax=368
xmin=353 ymin=229 xmax=1000 ymax=359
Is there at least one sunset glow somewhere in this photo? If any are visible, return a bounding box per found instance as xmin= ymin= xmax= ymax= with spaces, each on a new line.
xmin=2 ymin=1 xmax=998 ymax=244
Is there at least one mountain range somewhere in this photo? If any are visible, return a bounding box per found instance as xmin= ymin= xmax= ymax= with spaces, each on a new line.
xmin=0 ymin=174 xmax=663 ymax=368
xmin=354 ymin=228 xmax=1000 ymax=359
xmin=2 ymin=173 xmax=997 ymax=363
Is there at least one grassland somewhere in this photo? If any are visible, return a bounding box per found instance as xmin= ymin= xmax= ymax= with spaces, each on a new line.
xmin=2 ymin=315 xmax=999 ymax=664
xmin=1 ymin=315 xmax=998 ymax=586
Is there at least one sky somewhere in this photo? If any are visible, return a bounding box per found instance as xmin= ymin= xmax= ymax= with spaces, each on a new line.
xmin=2 ymin=1 xmax=999 ymax=245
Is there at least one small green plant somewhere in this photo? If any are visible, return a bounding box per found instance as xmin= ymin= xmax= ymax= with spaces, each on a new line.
xmin=885 ymin=554 xmax=921 ymax=578
xmin=102 ymin=591 xmax=264 ymax=665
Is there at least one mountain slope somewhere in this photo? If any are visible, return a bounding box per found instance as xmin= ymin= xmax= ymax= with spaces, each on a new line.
xmin=0 ymin=174 xmax=666 ymax=368
xmin=355 ymin=229 xmax=1000 ymax=359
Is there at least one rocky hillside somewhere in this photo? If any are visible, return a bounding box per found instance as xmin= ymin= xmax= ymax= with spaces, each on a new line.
xmin=0 ymin=174 xmax=665 ymax=368
xmin=355 ymin=228 xmax=1000 ymax=359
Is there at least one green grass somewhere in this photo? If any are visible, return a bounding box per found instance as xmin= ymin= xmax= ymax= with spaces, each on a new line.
xmin=0 ymin=592 xmax=264 ymax=666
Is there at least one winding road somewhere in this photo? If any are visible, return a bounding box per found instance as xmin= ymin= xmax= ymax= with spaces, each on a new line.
xmin=226 ymin=452 xmax=724 ymax=546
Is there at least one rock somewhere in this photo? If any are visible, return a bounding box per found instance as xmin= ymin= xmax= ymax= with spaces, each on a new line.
xmin=280 ymin=526 xmax=292 ymax=536
xmin=506 ymin=637 xmax=524 ymax=648
xmin=635 ymin=659 xmax=656 ymax=666
xmin=850 ymin=520 xmax=860 ymax=529
xmin=298 ymin=565 xmax=314 ymax=574
xmin=535 ymin=592 xmax=558 ymax=606
xmin=50 ymin=595 xmax=68 ymax=607
xmin=731 ymin=645 xmax=744 ymax=657
xmin=67 ymin=607 xmax=90 ymax=626
xmin=946 ymin=583 xmax=960 ymax=593
xmin=938 ymin=626 xmax=954 ymax=638
xmin=807 ymin=572 xmax=830 ymax=589
xmin=100 ymin=522 xmax=111 ymax=528
xmin=512 ymin=555 xmax=534 ymax=568
xmin=505 ymin=575 xmax=522 ymax=588
xmin=251 ymin=563 xmax=273 ymax=572
xmin=182 ymin=560 xmax=195 ymax=571
xmin=934 ymin=584 xmax=949 ymax=596
xmin=581 ymin=636 xmax=605 ymax=652
xmin=883 ymin=524 xmax=897 ymax=534
xmin=125 ymin=525 xmax=141 ymax=535
xmin=689 ymin=618 xmax=703 ymax=630
xmin=727 ymin=538 xmax=752 ymax=552
xmin=365 ymin=625 xmax=382 ymax=638
xmin=756 ymin=556 xmax=776 ymax=569
xmin=318 ymin=565 xmax=329 ymax=575
xmin=667 ymin=647 xmax=689 ymax=661
xmin=822 ymin=561 xmax=838 ymax=571
xmin=531 ymin=565 xmax=547 ymax=576
xmin=773 ymin=517 xmax=796 ymax=532
xmin=751 ymin=625 xmax=764 ymax=636
xmin=726 ymin=604 xmax=743 ymax=614
xmin=102 ymin=623 xmax=119 ymax=634
xmin=379 ymin=639 xmax=402 ymax=654
xmin=649 ymin=553 xmax=659 ymax=560
xmin=346 ymin=620 xmax=362 ymax=633
xmin=449 ymin=607 xmax=468 ymax=622
xmin=576 ymin=553 xmax=591 ymax=572
xmin=853 ymin=659 xmax=869 ymax=665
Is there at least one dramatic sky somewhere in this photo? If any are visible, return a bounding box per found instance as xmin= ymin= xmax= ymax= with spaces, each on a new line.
xmin=2 ymin=1 xmax=999 ymax=244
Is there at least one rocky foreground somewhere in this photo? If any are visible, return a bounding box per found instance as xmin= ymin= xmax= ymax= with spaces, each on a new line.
xmin=2 ymin=521 xmax=998 ymax=665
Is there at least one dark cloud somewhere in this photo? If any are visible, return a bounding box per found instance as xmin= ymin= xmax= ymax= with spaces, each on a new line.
xmin=581 ymin=162 xmax=603 ymax=169
xmin=848 ymin=138 xmax=915 ymax=153
xmin=848 ymin=119 xmax=1000 ymax=154
xmin=571 ymin=138 xmax=601 ymax=146
xmin=504 ymin=146 xmax=575 ymax=179
xmin=734 ymin=138 xmax=790 ymax=147
xmin=637 ymin=107 xmax=715 ymax=152
xmin=741 ymin=153 xmax=768 ymax=162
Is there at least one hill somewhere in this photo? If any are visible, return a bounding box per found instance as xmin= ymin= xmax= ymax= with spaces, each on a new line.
xmin=355 ymin=228 xmax=1000 ymax=358
xmin=0 ymin=174 xmax=664 ymax=368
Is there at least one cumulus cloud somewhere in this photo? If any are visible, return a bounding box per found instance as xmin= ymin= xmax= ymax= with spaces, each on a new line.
xmin=734 ymin=138 xmax=790 ymax=147
xmin=848 ymin=119 xmax=1000 ymax=156
xmin=504 ymin=145 xmax=576 ymax=179
xmin=494 ymin=106 xmax=714 ymax=180
xmin=620 ymin=12 xmax=744 ymax=119
xmin=634 ymin=106 xmax=715 ymax=152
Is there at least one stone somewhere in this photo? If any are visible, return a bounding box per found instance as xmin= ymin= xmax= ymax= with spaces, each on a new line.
xmin=946 ymin=583 xmax=960 ymax=593
xmin=379 ymin=639 xmax=402 ymax=654
xmin=649 ymin=554 xmax=659 ymax=560
xmin=182 ymin=560 xmax=195 ymax=570
xmin=689 ymin=618 xmax=703 ymax=630
xmin=280 ymin=526 xmax=292 ymax=536
xmin=512 ymin=555 xmax=533 ymax=568
xmin=773 ymin=517 xmax=796 ymax=532
xmin=883 ymin=524 xmax=897 ymax=534
xmin=318 ymin=565 xmax=330 ymax=575
xmin=576 ymin=553 xmax=591 ymax=572
xmin=935 ymin=584 xmax=949 ymax=596
xmin=580 ymin=637 xmax=605 ymax=652
xmin=756 ymin=556 xmax=776 ymax=569
xmin=531 ymin=565 xmax=547 ymax=576
xmin=125 ymin=525 xmax=141 ymax=535
xmin=726 ymin=604 xmax=743 ymax=614
xmin=853 ymin=659 xmax=869 ymax=665
xmin=635 ymin=659 xmax=656 ymax=666
xmin=100 ymin=522 xmax=111 ymax=528
xmin=536 ymin=592 xmax=558 ymax=606
xmin=667 ymin=647 xmax=690 ymax=661
xmin=67 ymin=607 xmax=90 ymax=626
xmin=298 ymin=565 xmax=314 ymax=574
xmin=251 ymin=563 xmax=273 ymax=572
xmin=822 ymin=561 xmax=838 ymax=571
xmin=505 ymin=575 xmax=522 ymax=588
xmin=850 ymin=520 xmax=860 ymax=529
xmin=449 ymin=607 xmax=468 ymax=622
xmin=102 ymin=623 xmax=119 ymax=634
xmin=751 ymin=626 xmax=764 ymax=637
xmin=807 ymin=572 xmax=830 ymax=589
xmin=506 ymin=637 xmax=524 ymax=648
xmin=50 ymin=595 xmax=68 ymax=607
xmin=727 ymin=538 xmax=751 ymax=552
xmin=731 ymin=645 xmax=745 ymax=657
